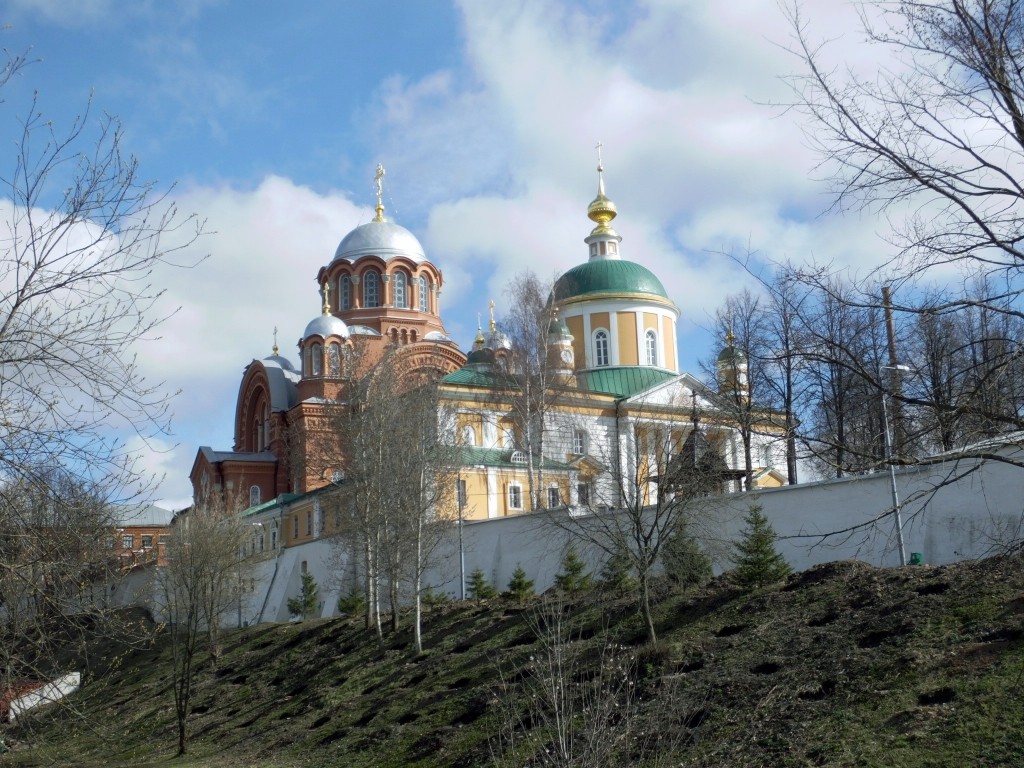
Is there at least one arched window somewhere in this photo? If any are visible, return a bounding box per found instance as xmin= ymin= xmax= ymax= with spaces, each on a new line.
xmin=249 ymin=485 xmax=261 ymax=507
xmin=271 ymin=524 xmax=278 ymax=550
xmin=311 ymin=342 xmax=323 ymax=376
xmin=594 ymin=329 xmax=610 ymax=367
xmin=363 ymin=270 xmax=380 ymax=308
xmin=393 ymin=271 xmax=408 ymax=309
xmin=328 ymin=343 xmax=341 ymax=377
xmin=303 ymin=346 xmax=312 ymax=376
xmin=416 ymin=276 xmax=428 ymax=311
xmin=645 ymin=329 xmax=658 ymax=366
xmin=339 ymin=274 xmax=351 ymax=310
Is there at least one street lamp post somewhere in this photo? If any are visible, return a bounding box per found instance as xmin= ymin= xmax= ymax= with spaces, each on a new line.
xmin=457 ymin=475 xmax=466 ymax=601
xmin=881 ymin=364 xmax=910 ymax=566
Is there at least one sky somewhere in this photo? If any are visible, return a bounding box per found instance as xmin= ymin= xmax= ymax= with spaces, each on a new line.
xmin=0 ymin=0 xmax=893 ymax=508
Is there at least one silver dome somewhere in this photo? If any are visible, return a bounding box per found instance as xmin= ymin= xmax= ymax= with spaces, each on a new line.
xmin=263 ymin=354 xmax=296 ymax=372
xmin=303 ymin=314 xmax=350 ymax=340
xmin=333 ymin=220 xmax=426 ymax=264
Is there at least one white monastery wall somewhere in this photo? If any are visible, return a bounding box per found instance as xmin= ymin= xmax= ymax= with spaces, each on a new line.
xmin=224 ymin=449 xmax=1024 ymax=628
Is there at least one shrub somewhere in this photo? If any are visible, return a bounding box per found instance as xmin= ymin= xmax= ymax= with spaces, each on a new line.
xmin=732 ymin=505 xmax=791 ymax=589
xmin=336 ymin=588 xmax=365 ymax=617
xmin=422 ymin=586 xmax=450 ymax=609
xmin=662 ymin=524 xmax=712 ymax=589
xmin=467 ymin=567 xmax=498 ymax=600
xmin=503 ymin=564 xmax=535 ymax=601
xmin=287 ymin=571 xmax=319 ymax=621
xmin=554 ymin=545 xmax=592 ymax=594
xmin=599 ymin=548 xmax=635 ymax=592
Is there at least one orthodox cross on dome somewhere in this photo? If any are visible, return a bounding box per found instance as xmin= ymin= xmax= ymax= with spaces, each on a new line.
xmin=488 ymin=299 xmax=496 ymax=332
xmin=272 ymin=326 xmax=279 ymax=356
xmin=373 ymin=163 xmax=386 ymax=222
xmin=321 ymin=281 xmax=332 ymax=315
xmin=725 ymin=327 xmax=736 ymax=346
xmin=595 ymin=140 xmax=606 ymax=195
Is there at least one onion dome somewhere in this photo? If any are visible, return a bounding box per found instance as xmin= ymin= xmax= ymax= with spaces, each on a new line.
xmin=332 ymin=221 xmax=427 ymax=264
xmin=553 ymin=260 xmax=669 ymax=302
xmin=547 ymin=311 xmax=572 ymax=341
xmin=264 ymin=330 xmax=296 ymax=371
xmin=303 ymin=284 xmax=349 ymax=340
xmin=716 ymin=330 xmax=747 ymax=365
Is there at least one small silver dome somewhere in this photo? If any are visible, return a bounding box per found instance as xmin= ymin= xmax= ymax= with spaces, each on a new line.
xmin=263 ymin=354 xmax=296 ymax=372
xmin=485 ymin=328 xmax=512 ymax=351
xmin=303 ymin=314 xmax=350 ymax=340
xmin=333 ymin=220 xmax=426 ymax=264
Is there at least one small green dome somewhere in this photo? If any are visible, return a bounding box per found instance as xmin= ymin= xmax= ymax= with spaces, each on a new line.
xmin=716 ymin=345 xmax=747 ymax=365
xmin=553 ymin=260 xmax=668 ymax=302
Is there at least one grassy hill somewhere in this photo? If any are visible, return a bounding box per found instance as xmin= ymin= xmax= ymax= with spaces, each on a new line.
xmin=5 ymin=554 xmax=1024 ymax=767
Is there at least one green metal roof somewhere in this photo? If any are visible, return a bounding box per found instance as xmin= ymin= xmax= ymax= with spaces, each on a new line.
xmin=458 ymin=446 xmax=572 ymax=470
xmin=576 ymin=366 xmax=678 ymax=398
xmin=553 ymin=260 xmax=669 ymax=302
xmin=442 ymin=367 xmax=518 ymax=388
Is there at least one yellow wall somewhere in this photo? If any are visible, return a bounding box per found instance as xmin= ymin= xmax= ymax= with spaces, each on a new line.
xmin=618 ymin=313 xmax=638 ymax=365
xmin=497 ymin=416 xmax=516 ymax=447
xmin=459 ymin=470 xmax=490 ymax=520
xmin=566 ymin=315 xmax=584 ymax=368
xmin=661 ymin=314 xmax=677 ymax=370
xmin=590 ymin=312 xmax=610 ymax=334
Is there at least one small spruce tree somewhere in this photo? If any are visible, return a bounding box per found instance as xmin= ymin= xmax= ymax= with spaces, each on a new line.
xmin=599 ymin=548 xmax=635 ymax=593
xmin=732 ymin=505 xmax=791 ymax=589
xmin=336 ymin=588 xmax=365 ymax=618
xmin=467 ymin=567 xmax=498 ymax=600
xmin=422 ymin=585 xmax=450 ymax=609
xmin=503 ymin=564 xmax=535 ymax=601
xmin=662 ymin=524 xmax=713 ymax=589
xmin=554 ymin=545 xmax=592 ymax=594
xmin=287 ymin=570 xmax=320 ymax=621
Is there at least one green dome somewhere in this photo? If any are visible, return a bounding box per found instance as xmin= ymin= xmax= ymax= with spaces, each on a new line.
xmin=716 ymin=345 xmax=747 ymax=365
xmin=553 ymin=260 xmax=669 ymax=302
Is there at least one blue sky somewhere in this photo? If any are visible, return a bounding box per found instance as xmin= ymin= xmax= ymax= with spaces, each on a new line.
xmin=0 ymin=0 xmax=887 ymax=507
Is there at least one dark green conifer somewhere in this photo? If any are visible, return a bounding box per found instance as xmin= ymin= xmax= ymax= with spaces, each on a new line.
xmin=554 ymin=545 xmax=592 ymax=594
xmin=503 ymin=564 xmax=535 ymax=601
xmin=287 ymin=571 xmax=320 ymax=621
xmin=467 ymin=567 xmax=498 ymax=599
xmin=662 ymin=524 xmax=712 ymax=589
xmin=732 ymin=505 xmax=791 ymax=589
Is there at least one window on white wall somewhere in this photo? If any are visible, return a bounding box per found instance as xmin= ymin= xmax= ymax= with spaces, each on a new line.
xmin=508 ymin=484 xmax=523 ymax=510
xmin=577 ymin=482 xmax=590 ymax=506
xmin=594 ymin=329 xmax=609 ymax=367
xmin=461 ymin=425 xmax=476 ymax=445
xmin=645 ymin=329 xmax=658 ymax=366
xmin=547 ymin=487 xmax=561 ymax=508
xmin=572 ymin=429 xmax=586 ymax=455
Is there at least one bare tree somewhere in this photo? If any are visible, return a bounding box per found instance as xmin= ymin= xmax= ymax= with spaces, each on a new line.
xmin=0 ymin=43 xmax=199 ymax=738
xmin=558 ymin=398 xmax=728 ymax=644
xmin=0 ymin=52 xmax=201 ymax=490
xmin=159 ymin=499 xmax=251 ymax=756
xmin=310 ymin=343 xmax=459 ymax=653
xmin=502 ymin=270 xmax=564 ymax=510
xmin=0 ymin=470 xmax=124 ymax=693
